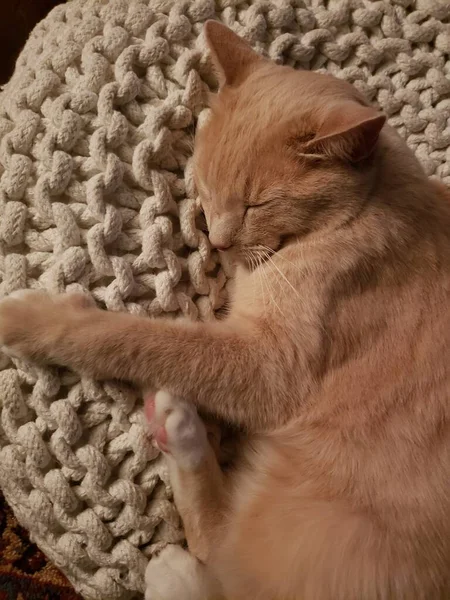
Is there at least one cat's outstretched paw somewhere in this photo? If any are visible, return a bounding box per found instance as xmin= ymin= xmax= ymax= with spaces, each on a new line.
xmin=145 ymin=545 xmax=221 ymax=600
xmin=145 ymin=391 xmax=208 ymax=471
xmin=0 ymin=290 xmax=95 ymax=360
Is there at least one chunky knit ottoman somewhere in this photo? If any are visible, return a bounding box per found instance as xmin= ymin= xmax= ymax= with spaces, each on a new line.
xmin=0 ymin=1 xmax=449 ymax=598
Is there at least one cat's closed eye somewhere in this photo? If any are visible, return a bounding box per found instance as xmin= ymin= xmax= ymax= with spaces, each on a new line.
xmin=245 ymin=199 xmax=273 ymax=214
xmin=244 ymin=194 xmax=279 ymax=218
xmin=244 ymin=204 xmax=262 ymax=220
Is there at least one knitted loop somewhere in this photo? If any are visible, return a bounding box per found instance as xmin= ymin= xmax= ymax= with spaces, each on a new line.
xmin=0 ymin=1 xmax=448 ymax=599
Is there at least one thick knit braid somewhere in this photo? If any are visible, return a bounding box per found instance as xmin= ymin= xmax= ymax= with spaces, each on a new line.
xmin=0 ymin=1 xmax=448 ymax=599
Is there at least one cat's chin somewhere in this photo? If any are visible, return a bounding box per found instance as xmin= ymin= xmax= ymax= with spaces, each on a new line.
xmin=234 ymin=251 xmax=262 ymax=272
xmin=223 ymin=235 xmax=294 ymax=271
xmin=238 ymin=238 xmax=292 ymax=271
xmin=234 ymin=250 xmax=271 ymax=272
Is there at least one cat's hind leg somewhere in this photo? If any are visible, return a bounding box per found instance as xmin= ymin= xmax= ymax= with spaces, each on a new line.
xmin=145 ymin=544 xmax=222 ymax=600
xmin=144 ymin=391 xmax=226 ymax=598
xmin=146 ymin=390 xmax=228 ymax=561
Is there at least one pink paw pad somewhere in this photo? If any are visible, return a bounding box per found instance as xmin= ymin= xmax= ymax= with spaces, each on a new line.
xmin=144 ymin=393 xmax=156 ymax=421
xmin=143 ymin=390 xmax=208 ymax=470
xmin=144 ymin=393 xmax=168 ymax=452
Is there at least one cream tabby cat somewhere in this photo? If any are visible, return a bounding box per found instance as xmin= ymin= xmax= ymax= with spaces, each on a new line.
xmin=1 ymin=21 xmax=450 ymax=600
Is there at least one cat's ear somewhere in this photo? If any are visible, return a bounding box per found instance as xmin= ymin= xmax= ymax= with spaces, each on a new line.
xmin=303 ymin=103 xmax=386 ymax=162
xmin=204 ymin=21 xmax=262 ymax=87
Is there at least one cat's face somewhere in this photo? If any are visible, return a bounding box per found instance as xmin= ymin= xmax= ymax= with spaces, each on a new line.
xmin=193 ymin=22 xmax=385 ymax=265
xmin=194 ymin=65 xmax=306 ymax=257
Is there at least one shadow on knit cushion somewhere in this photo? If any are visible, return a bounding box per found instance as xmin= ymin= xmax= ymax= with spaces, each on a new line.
xmin=0 ymin=1 xmax=449 ymax=599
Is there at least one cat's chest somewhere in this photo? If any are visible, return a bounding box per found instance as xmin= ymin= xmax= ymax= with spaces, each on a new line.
xmin=229 ymin=258 xmax=321 ymax=323
xmin=230 ymin=263 xmax=297 ymax=319
xmin=229 ymin=266 xmax=266 ymax=315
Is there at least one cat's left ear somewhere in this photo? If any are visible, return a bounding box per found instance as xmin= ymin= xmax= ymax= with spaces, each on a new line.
xmin=204 ymin=21 xmax=263 ymax=87
xmin=303 ymin=103 xmax=386 ymax=162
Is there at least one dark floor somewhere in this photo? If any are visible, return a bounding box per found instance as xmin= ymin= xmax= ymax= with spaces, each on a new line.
xmin=0 ymin=491 xmax=83 ymax=599
xmin=0 ymin=0 xmax=65 ymax=84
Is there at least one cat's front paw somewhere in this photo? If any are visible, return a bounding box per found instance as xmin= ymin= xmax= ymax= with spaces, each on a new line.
xmin=0 ymin=290 xmax=94 ymax=360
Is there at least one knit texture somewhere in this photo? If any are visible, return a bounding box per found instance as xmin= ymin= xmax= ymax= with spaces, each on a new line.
xmin=0 ymin=1 xmax=449 ymax=598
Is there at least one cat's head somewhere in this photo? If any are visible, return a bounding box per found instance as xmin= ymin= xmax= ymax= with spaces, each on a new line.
xmin=193 ymin=21 xmax=386 ymax=264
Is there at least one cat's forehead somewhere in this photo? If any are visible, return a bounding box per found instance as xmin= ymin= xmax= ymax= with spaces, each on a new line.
xmin=209 ymin=65 xmax=364 ymax=135
xmin=195 ymin=93 xmax=287 ymax=185
xmin=194 ymin=66 xmax=362 ymax=196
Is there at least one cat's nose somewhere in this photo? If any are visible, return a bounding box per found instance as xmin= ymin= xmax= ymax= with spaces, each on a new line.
xmin=213 ymin=242 xmax=231 ymax=252
xmin=208 ymin=218 xmax=233 ymax=250
xmin=209 ymin=233 xmax=231 ymax=251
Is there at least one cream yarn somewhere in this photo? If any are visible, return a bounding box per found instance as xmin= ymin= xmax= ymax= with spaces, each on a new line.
xmin=0 ymin=1 xmax=449 ymax=599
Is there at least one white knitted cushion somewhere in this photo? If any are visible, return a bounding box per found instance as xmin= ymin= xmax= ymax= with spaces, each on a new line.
xmin=0 ymin=1 xmax=449 ymax=599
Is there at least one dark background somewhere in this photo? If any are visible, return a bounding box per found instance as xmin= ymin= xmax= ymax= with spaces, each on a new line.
xmin=0 ymin=0 xmax=65 ymax=84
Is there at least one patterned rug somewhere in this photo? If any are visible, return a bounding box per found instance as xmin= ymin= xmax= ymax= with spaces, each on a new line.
xmin=0 ymin=492 xmax=82 ymax=600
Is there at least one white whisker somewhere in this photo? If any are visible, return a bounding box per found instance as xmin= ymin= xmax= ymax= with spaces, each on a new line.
xmin=265 ymin=254 xmax=300 ymax=298
xmin=246 ymin=249 xmax=268 ymax=310
xmin=258 ymin=253 xmax=287 ymax=319
xmin=260 ymin=244 xmax=300 ymax=271
xmin=256 ymin=254 xmax=267 ymax=308
xmin=242 ymin=246 xmax=290 ymax=319
xmin=259 ymin=249 xmax=289 ymax=302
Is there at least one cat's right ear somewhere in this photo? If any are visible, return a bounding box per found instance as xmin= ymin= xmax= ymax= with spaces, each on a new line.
xmin=300 ymin=103 xmax=386 ymax=163
xmin=204 ymin=21 xmax=262 ymax=87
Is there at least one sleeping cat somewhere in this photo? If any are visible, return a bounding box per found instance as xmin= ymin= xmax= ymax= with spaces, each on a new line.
xmin=1 ymin=20 xmax=450 ymax=600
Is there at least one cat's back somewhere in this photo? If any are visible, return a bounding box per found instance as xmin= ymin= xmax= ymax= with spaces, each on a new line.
xmin=287 ymin=179 xmax=450 ymax=595
xmin=314 ymin=174 xmax=450 ymax=453
xmin=226 ymin=282 xmax=450 ymax=600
